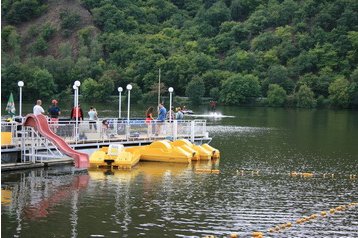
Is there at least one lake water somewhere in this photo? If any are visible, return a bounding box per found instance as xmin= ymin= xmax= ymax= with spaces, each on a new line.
xmin=2 ymin=107 xmax=358 ymax=237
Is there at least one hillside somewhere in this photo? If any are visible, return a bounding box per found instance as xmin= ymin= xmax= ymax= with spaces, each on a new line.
xmin=2 ymin=0 xmax=358 ymax=108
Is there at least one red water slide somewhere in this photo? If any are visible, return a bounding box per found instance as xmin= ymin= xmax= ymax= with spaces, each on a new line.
xmin=23 ymin=114 xmax=89 ymax=168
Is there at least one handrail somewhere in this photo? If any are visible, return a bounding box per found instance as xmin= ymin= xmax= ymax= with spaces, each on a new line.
xmin=1 ymin=117 xmax=209 ymax=148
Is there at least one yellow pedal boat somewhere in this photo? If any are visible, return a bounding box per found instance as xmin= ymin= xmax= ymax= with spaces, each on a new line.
xmin=171 ymin=139 xmax=220 ymax=160
xmin=89 ymin=144 xmax=141 ymax=169
xmin=139 ymin=140 xmax=193 ymax=163
xmin=89 ymin=140 xmax=220 ymax=166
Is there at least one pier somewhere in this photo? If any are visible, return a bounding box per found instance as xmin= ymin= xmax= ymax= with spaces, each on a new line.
xmin=1 ymin=119 xmax=210 ymax=170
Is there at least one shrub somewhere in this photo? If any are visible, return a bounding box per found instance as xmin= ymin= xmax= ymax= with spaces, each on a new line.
xmin=328 ymin=77 xmax=350 ymax=108
xmin=267 ymin=84 xmax=287 ymax=107
xmin=186 ymin=78 xmax=205 ymax=104
xmin=296 ymin=84 xmax=316 ymax=108
xmin=220 ymin=74 xmax=261 ymax=105
xmin=60 ymin=10 xmax=81 ymax=36
xmin=209 ymin=87 xmax=220 ymax=101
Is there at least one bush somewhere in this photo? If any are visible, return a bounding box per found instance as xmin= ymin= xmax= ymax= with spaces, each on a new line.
xmin=41 ymin=23 xmax=56 ymax=40
xmin=31 ymin=36 xmax=48 ymax=54
xmin=220 ymin=74 xmax=261 ymax=105
xmin=4 ymin=0 xmax=48 ymax=24
xmin=267 ymin=84 xmax=287 ymax=107
xmin=186 ymin=78 xmax=205 ymax=104
xmin=209 ymin=87 xmax=220 ymax=101
xmin=328 ymin=77 xmax=350 ymax=108
xmin=60 ymin=10 xmax=81 ymax=35
xmin=296 ymin=84 xmax=316 ymax=108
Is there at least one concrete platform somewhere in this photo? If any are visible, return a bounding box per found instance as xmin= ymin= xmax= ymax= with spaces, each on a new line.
xmin=1 ymin=158 xmax=75 ymax=172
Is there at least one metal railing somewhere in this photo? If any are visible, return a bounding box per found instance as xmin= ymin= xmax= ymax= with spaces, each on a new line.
xmin=1 ymin=119 xmax=209 ymax=149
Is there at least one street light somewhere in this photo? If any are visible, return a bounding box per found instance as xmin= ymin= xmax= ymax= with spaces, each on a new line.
xmin=118 ymin=87 xmax=123 ymax=119
xmin=168 ymin=87 xmax=174 ymax=122
xmin=73 ymin=81 xmax=80 ymax=141
xmin=18 ymin=81 xmax=24 ymax=119
xmin=126 ymin=84 xmax=132 ymax=124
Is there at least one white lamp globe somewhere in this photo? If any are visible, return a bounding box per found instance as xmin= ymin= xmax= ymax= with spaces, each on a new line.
xmin=126 ymin=84 xmax=132 ymax=90
xmin=73 ymin=85 xmax=78 ymax=90
xmin=18 ymin=81 xmax=24 ymax=87
xmin=118 ymin=87 xmax=123 ymax=92
xmin=168 ymin=87 xmax=174 ymax=93
xmin=74 ymin=81 xmax=81 ymax=87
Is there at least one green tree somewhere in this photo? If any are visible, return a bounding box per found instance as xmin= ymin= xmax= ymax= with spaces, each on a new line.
xmin=220 ymin=74 xmax=261 ymax=105
xmin=60 ymin=10 xmax=81 ymax=36
xmin=267 ymin=84 xmax=287 ymax=107
xmin=185 ymin=78 xmax=205 ymax=104
xmin=31 ymin=36 xmax=48 ymax=54
xmin=209 ymin=87 xmax=220 ymax=101
xmin=82 ymin=78 xmax=100 ymax=102
xmin=296 ymin=84 xmax=316 ymax=108
xmin=28 ymin=68 xmax=56 ymax=99
xmin=328 ymin=77 xmax=350 ymax=108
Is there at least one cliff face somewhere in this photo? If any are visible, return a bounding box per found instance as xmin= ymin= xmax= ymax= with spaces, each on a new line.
xmin=5 ymin=0 xmax=98 ymax=58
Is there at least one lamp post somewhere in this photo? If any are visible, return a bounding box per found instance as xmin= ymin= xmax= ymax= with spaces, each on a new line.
xmin=18 ymin=81 xmax=24 ymax=119
xmin=73 ymin=81 xmax=81 ymax=141
xmin=168 ymin=87 xmax=174 ymax=122
xmin=126 ymin=84 xmax=132 ymax=124
xmin=118 ymin=87 xmax=123 ymax=119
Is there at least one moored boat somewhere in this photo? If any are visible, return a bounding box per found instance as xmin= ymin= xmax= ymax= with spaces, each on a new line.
xmin=89 ymin=144 xmax=141 ymax=169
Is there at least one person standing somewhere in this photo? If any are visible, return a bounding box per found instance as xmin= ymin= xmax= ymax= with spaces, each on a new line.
xmin=33 ymin=100 xmax=45 ymax=116
xmin=156 ymin=103 xmax=167 ymax=135
xmin=166 ymin=106 xmax=175 ymax=122
xmin=145 ymin=107 xmax=154 ymax=137
xmin=145 ymin=107 xmax=154 ymax=124
xmin=88 ymin=107 xmax=98 ymax=130
xmin=71 ymin=104 xmax=84 ymax=121
xmin=175 ymin=107 xmax=184 ymax=120
xmin=157 ymin=103 xmax=167 ymax=122
xmin=48 ymin=99 xmax=61 ymax=123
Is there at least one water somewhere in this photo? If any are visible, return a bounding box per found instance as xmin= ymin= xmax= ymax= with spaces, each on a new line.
xmin=2 ymin=107 xmax=358 ymax=237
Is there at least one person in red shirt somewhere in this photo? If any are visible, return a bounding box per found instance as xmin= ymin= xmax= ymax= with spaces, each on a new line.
xmin=70 ymin=104 xmax=84 ymax=121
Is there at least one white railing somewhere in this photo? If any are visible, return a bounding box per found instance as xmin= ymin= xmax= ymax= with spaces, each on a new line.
xmin=1 ymin=119 xmax=209 ymax=148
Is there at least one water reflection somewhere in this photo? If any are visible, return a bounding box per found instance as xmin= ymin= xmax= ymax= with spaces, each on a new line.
xmin=2 ymin=108 xmax=358 ymax=237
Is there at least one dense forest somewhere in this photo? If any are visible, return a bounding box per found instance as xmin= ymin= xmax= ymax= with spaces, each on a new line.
xmin=2 ymin=0 xmax=358 ymax=108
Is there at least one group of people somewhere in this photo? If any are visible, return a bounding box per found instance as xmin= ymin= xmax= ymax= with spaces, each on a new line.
xmin=32 ymin=99 xmax=98 ymax=126
xmin=33 ymin=100 xmax=185 ymax=126
xmin=145 ymin=103 xmax=184 ymax=124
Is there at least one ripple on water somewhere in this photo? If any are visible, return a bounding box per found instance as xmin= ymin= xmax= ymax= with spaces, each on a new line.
xmin=207 ymin=125 xmax=274 ymax=136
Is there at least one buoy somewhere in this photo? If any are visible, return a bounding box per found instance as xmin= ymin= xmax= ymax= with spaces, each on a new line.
xmin=252 ymin=231 xmax=263 ymax=237
xmin=286 ymin=222 xmax=292 ymax=227
xmin=321 ymin=211 xmax=327 ymax=216
xmin=310 ymin=214 xmax=318 ymax=219
xmin=291 ymin=171 xmax=300 ymax=176
xmin=302 ymin=172 xmax=313 ymax=177
xmin=230 ymin=233 xmax=238 ymax=238
xmin=329 ymin=208 xmax=335 ymax=214
xmin=280 ymin=224 xmax=286 ymax=229
xmin=268 ymin=228 xmax=275 ymax=233
xmin=296 ymin=219 xmax=302 ymax=224
xmin=336 ymin=206 xmax=343 ymax=211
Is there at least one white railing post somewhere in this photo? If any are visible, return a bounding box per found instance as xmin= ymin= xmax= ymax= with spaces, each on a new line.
xmin=173 ymin=120 xmax=178 ymax=140
xmin=191 ymin=120 xmax=195 ymax=142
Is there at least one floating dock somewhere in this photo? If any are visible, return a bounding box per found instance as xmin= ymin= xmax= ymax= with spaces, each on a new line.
xmin=1 ymin=118 xmax=211 ymax=171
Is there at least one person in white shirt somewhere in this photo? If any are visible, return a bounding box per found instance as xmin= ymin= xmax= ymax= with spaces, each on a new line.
xmin=33 ymin=100 xmax=45 ymax=115
xmin=88 ymin=107 xmax=98 ymax=130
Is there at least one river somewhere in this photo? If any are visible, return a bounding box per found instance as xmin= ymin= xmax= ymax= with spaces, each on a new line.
xmin=1 ymin=106 xmax=358 ymax=237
